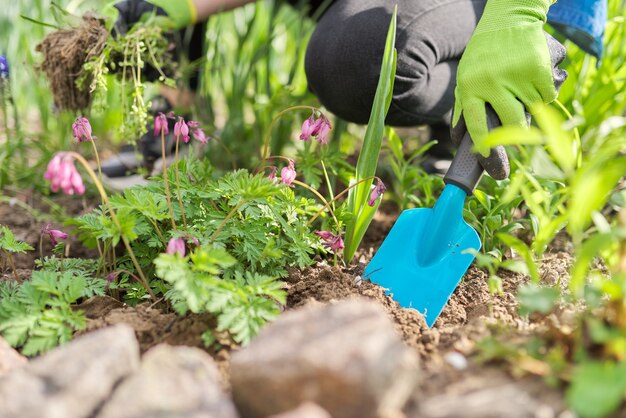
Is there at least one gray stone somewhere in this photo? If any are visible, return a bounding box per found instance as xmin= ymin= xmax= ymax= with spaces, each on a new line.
xmin=231 ymin=298 xmax=419 ymax=418
xmin=0 ymin=337 xmax=26 ymax=376
xmin=0 ymin=324 xmax=139 ymax=418
xmin=416 ymin=377 xmax=567 ymax=418
xmin=97 ymin=344 xmax=239 ymax=418
xmin=267 ymin=402 xmax=331 ymax=418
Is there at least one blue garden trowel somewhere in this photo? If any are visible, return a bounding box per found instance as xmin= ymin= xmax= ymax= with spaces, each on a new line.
xmin=365 ymin=111 xmax=500 ymax=327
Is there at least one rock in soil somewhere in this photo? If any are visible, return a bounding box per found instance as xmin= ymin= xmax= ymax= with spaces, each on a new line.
xmin=0 ymin=324 xmax=139 ymax=418
xmin=0 ymin=337 xmax=27 ymax=376
xmin=267 ymin=402 xmax=331 ymax=418
xmin=231 ymin=298 xmax=419 ymax=418
xmin=408 ymin=368 xmax=569 ymax=418
xmin=97 ymin=344 xmax=238 ymax=418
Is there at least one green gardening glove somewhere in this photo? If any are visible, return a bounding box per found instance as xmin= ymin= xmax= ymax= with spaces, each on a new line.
xmin=452 ymin=0 xmax=557 ymax=173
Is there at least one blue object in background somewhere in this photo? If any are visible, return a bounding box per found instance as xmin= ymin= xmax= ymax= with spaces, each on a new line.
xmin=547 ymin=0 xmax=608 ymax=58
xmin=0 ymin=55 xmax=8 ymax=80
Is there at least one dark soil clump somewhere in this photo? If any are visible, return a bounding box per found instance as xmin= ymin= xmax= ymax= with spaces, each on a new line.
xmin=35 ymin=15 xmax=108 ymax=111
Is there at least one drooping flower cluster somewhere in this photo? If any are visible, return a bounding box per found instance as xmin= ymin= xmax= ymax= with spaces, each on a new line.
xmin=315 ymin=231 xmax=344 ymax=253
xmin=280 ymin=159 xmax=297 ymax=187
xmin=300 ymin=112 xmax=332 ymax=144
xmin=0 ymin=55 xmax=8 ymax=80
xmin=42 ymin=224 xmax=68 ymax=246
xmin=187 ymin=120 xmax=209 ymax=144
xmin=155 ymin=113 xmax=209 ymax=145
xmin=72 ymin=116 xmax=94 ymax=142
xmin=44 ymin=152 xmax=85 ymax=195
xmin=368 ymin=180 xmax=386 ymax=206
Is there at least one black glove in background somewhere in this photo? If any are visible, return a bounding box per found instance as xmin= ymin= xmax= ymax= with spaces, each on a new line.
xmin=113 ymin=0 xmax=166 ymax=36
xmin=450 ymin=32 xmax=568 ymax=180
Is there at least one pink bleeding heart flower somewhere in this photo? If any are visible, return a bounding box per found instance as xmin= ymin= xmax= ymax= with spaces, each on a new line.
xmin=174 ymin=117 xmax=190 ymax=143
xmin=299 ymin=112 xmax=332 ymax=144
xmin=72 ymin=116 xmax=93 ymax=142
xmin=314 ymin=231 xmax=344 ymax=253
xmin=368 ymin=180 xmax=386 ymax=206
xmin=280 ymin=160 xmax=296 ymax=187
xmin=42 ymin=224 xmax=69 ymax=246
xmin=44 ymin=152 xmax=85 ymax=195
xmin=192 ymin=128 xmax=209 ymax=144
xmin=154 ymin=112 xmax=169 ymax=136
xmin=313 ymin=115 xmax=332 ymax=145
xmin=166 ymin=237 xmax=186 ymax=257
xmin=299 ymin=114 xmax=316 ymax=141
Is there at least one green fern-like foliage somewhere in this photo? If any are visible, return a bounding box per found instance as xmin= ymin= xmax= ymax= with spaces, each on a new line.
xmin=0 ymin=269 xmax=105 ymax=356
xmin=0 ymin=225 xmax=34 ymax=253
xmin=154 ymin=247 xmax=286 ymax=345
xmin=71 ymin=164 xmax=321 ymax=287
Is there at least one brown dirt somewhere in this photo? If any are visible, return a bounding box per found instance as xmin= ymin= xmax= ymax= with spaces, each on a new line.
xmin=35 ymin=15 xmax=108 ymax=111
xmin=0 ymin=191 xmax=582 ymax=411
xmin=0 ymin=192 xmax=99 ymax=280
xmin=78 ymin=296 xmax=235 ymax=388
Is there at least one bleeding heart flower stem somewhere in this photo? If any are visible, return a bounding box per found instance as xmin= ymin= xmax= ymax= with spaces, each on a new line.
xmin=306 ymin=176 xmax=384 ymax=226
xmin=173 ymin=127 xmax=188 ymax=230
xmin=160 ymin=127 xmax=177 ymax=232
xmin=66 ymin=151 xmax=156 ymax=301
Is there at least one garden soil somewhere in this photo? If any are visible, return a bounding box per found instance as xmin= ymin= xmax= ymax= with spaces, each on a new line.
xmin=0 ymin=195 xmax=578 ymax=411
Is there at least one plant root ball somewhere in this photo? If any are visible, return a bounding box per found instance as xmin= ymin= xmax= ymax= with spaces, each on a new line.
xmin=35 ymin=15 xmax=108 ymax=111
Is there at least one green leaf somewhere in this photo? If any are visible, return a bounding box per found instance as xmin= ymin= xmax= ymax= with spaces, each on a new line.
xmin=566 ymin=361 xmax=626 ymax=418
xmin=568 ymin=157 xmax=626 ymax=236
xmin=532 ymin=103 xmax=578 ymax=174
xmin=344 ymin=6 xmax=397 ymax=262
xmin=472 ymin=125 xmax=544 ymax=157
xmin=570 ymin=232 xmax=617 ymax=296
xmin=0 ymin=226 xmax=34 ymax=253
xmin=495 ymin=233 xmax=539 ymax=282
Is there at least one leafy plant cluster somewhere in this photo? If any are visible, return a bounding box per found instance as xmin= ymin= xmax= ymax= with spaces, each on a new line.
xmin=0 ymin=257 xmax=105 ymax=356
xmin=465 ymin=2 xmax=626 ymax=415
xmin=154 ymin=248 xmax=285 ymax=345
xmin=65 ymin=164 xmax=320 ymax=342
xmin=80 ymin=13 xmax=177 ymax=141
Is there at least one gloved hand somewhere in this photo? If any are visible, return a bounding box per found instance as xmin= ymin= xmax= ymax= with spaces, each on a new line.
xmin=113 ymin=0 xmax=197 ymax=34
xmin=451 ymin=0 xmax=568 ymax=180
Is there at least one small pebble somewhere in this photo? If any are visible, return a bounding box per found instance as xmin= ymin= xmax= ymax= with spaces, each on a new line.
xmin=444 ymin=351 xmax=468 ymax=370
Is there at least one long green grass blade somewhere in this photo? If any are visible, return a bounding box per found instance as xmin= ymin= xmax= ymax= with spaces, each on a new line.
xmin=343 ymin=6 xmax=397 ymax=262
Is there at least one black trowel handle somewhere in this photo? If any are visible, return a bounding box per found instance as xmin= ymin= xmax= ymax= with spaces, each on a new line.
xmin=443 ymin=106 xmax=501 ymax=195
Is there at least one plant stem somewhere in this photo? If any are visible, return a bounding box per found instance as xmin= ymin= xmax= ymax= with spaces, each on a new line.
xmin=6 ymin=251 xmax=18 ymax=281
xmin=161 ymin=130 xmax=177 ymax=231
xmin=320 ymin=160 xmax=336 ymax=212
xmin=69 ymin=152 xmax=155 ymax=301
xmin=259 ymin=105 xmax=318 ymax=166
xmin=173 ymin=136 xmax=188 ymax=230
xmin=307 ymin=176 xmax=381 ymax=226
xmin=209 ymin=199 xmax=249 ymax=243
xmin=89 ymin=139 xmax=103 ymax=184
xmin=291 ymin=179 xmax=339 ymax=226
